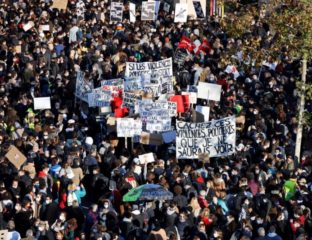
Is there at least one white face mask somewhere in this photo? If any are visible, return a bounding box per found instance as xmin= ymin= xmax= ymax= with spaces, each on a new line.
xmin=104 ymin=203 xmax=109 ymax=209
xmin=38 ymin=226 xmax=44 ymax=231
xmin=59 ymin=215 xmax=65 ymax=221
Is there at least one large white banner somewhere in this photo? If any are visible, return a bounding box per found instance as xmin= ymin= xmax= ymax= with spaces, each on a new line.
xmin=176 ymin=116 xmax=236 ymax=159
xmin=125 ymin=58 xmax=172 ymax=79
xmin=117 ymin=118 xmax=142 ymax=137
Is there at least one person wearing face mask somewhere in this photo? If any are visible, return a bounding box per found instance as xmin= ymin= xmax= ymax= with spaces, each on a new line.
xmin=40 ymin=195 xmax=59 ymax=226
xmin=176 ymin=212 xmax=189 ymax=240
xmin=98 ymin=199 xmax=118 ymax=233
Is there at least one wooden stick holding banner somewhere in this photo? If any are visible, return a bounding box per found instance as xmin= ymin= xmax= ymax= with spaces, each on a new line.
xmin=125 ymin=136 xmax=128 ymax=149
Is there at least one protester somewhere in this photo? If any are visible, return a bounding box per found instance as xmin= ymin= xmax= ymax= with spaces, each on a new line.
xmin=0 ymin=0 xmax=311 ymax=240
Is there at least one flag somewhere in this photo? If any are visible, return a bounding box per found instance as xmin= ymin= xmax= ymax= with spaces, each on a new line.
xmin=196 ymin=39 xmax=211 ymax=55
xmin=178 ymin=36 xmax=196 ymax=53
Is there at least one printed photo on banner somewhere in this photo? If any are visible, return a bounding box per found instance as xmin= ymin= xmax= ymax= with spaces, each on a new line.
xmin=110 ymin=2 xmax=123 ymax=22
xmin=174 ymin=3 xmax=188 ymax=23
xmin=141 ymin=1 xmax=157 ymax=21
xmin=197 ymin=82 xmax=222 ymax=101
xmin=176 ymin=116 xmax=236 ymax=159
xmin=195 ymin=105 xmax=210 ymax=122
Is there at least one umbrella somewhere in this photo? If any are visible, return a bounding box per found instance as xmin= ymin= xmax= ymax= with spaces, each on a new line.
xmin=123 ymin=184 xmax=173 ymax=202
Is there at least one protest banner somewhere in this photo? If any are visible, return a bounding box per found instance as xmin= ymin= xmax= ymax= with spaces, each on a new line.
xmin=138 ymin=152 xmax=155 ymax=164
xmin=192 ymin=0 xmax=205 ymax=18
xmin=75 ymin=71 xmax=94 ymax=102
xmin=124 ymin=77 xmax=143 ymax=91
xmin=87 ymin=88 xmax=111 ymax=107
xmin=5 ymin=145 xmax=27 ymax=170
xmin=117 ymin=118 xmax=142 ymax=137
xmin=180 ymin=0 xmax=206 ymax=18
xmin=174 ymin=3 xmax=188 ymax=23
xmin=195 ymin=105 xmax=210 ymax=122
xmin=139 ymin=100 xmax=172 ymax=132
xmin=123 ymin=92 xmax=142 ymax=109
xmin=34 ymin=97 xmax=51 ymax=110
xmin=129 ymin=3 xmax=136 ymax=22
xmin=141 ymin=1 xmax=156 ymax=21
xmin=197 ymin=82 xmax=222 ymax=101
xmin=51 ymin=0 xmax=68 ymax=10
xmin=110 ymin=2 xmax=123 ymax=22
xmin=176 ymin=116 xmax=236 ymax=159
xmin=101 ymin=78 xmax=124 ymax=97
xmin=125 ymin=58 xmax=172 ymax=79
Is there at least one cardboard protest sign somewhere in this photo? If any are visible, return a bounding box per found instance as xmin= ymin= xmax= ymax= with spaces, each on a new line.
xmin=140 ymin=132 xmax=163 ymax=145
xmin=117 ymin=118 xmax=142 ymax=137
xmin=192 ymin=0 xmax=205 ymax=18
xmin=23 ymin=21 xmax=34 ymax=31
xmin=197 ymin=82 xmax=222 ymax=101
xmin=176 ymin=116 xmax=236 ymax=159
xmin=15 ymin=45 xmax=22 ymax=53
xmin=195 ymin=105 xmax=210 ymax=122
xmin=34 ymin=97 xmax=51 ymax=110
xmin=51 ymin=0 xmax=68 ymax=10
xmin=174 ymin=3 xmax=188 ymax=22
xmin=129 ymin=3 xmax=136 ymax=22
xmin=139 ymin=152 xmax=155 ymax=164
xmin=110 ymin=2 xmax=123 ymax=22
xmin=141 ymin=1 xmax=157 ymax=21
xmin=5 ymin=145 xmax=27 ymax=170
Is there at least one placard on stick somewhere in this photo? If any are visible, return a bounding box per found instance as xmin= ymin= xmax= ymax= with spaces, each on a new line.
xmin=197 ymin=82 xmax=222 ymax=101
xmin=51 ymin=0 xmax=68 ymax=10
xmin=138 ymin=152 xmax=155 ymax=164
xmin=34 ymin=97 xmax=51 ymax=110
xmin=5 ymin=145 xmax=27 ymax=170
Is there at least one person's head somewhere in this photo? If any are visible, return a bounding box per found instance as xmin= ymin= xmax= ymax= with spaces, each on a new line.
xmin=45 ymin=195 xmax=53 ymax=205
xmin=269 ymin=225 xmax=276 ymax=233
xmin=59 ymin=211 xmax=67 ymax=221
xmin=258 ymin=227 xmax=265 ymax=237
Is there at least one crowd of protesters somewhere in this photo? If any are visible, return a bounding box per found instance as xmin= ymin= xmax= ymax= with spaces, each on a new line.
xmin=0 ymin=0 xmax=311 ymax=240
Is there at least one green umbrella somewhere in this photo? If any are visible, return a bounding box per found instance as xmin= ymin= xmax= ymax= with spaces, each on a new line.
xmin=123 ymin=184 xmax=173 ymax=202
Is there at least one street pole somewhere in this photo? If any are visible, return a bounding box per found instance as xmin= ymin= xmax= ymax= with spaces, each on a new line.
xmin=295 ymin=54 xmax=307 ymax=164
